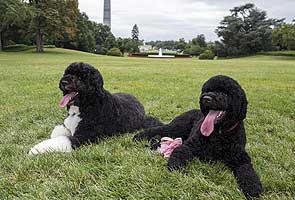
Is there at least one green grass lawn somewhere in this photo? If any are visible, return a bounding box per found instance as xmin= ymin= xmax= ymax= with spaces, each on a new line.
xmin=258 ymin=50 xmax=295 ymax=57
xmin=0 ymin=48 xmax=294 ymax=199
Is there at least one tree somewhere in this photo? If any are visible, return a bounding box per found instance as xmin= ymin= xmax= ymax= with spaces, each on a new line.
xmin=175 ymin=38 xmax=187 ymax=52
xmin=116 ymin=37 xmax=128 ymax=54
xmin=75 ymin=12 xmax=96 ymax=52
xmin=54 ymin=0 xmax=79 ymax=48
xmin=192 ymin=34 xmax=207 ymax=48
xmin=272 ymin=24 xmax=295 ymax=50
xmin=93 ymin=23 xmax=116 ymax=54
xmin=125 ymin=38 xmax=140 ymax=53
xmin=184 ymin=35 xmax=207 ymax=56
xmin=93 ymin=23 xmax=112 ymax=46
xmin=0 ymin=0 xmax=26 ymax=51
xmin=60 ymin=12 xmax=116 ymax=54
xmin=104 ymin=34 xmax=116 ymax=50
xmin=28 ymin=0 xmax=78 ymax=52
xmin=183 ymin=45 xmax=203 ymax=56
xmin=55 ymin=11 xmax=97 ymax=53
xmin=216 ymin=3 xmax=284 ymax=57
xmin=145 ymin=40 xmax=176 ymax=50
xmin=131 ymin=24 xmax=139 ymax=41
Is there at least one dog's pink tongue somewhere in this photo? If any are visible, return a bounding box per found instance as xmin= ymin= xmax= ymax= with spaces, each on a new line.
xmin=200 ymin=110 xmax=220 ymax=137
xmin=58 ymin=92 xmax=77 ymax=108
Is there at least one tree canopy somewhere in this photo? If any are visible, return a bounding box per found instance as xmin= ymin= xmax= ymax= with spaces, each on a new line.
xmin=27 ymin=0 xmax=79 ymax=52
xmin=272 ymin=23 xmax=295 ymax=50
xmin=1 ymin=2 xmax=294 ymax=57
xmin=131 ymin=24 xmax=139 ymax=41
xmin=0 ymin=0 xmax=26 ymax=51
xmin=215 ymin=3 xmax=284 ymax=57
xmin=192 ymin=34 xmax=207 ymax=48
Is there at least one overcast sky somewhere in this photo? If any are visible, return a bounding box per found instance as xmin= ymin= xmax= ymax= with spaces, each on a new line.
xmin=79 ymin=0 xmax=295 ymax=42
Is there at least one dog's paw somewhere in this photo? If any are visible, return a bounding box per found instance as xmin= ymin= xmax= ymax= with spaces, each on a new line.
xmin=29 ymin=136 xmax=73 ymax=155
xmin=167 ymin=156 xmax=187 ymax=171
xmin=167 ymin=152 xmax=187 ymax=171
xmin=50 ymin=125 xmax=71 ymax=138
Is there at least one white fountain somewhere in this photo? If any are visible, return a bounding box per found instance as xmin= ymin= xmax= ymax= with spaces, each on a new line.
xmin=148 ymin=48 xmax=175 ymax=58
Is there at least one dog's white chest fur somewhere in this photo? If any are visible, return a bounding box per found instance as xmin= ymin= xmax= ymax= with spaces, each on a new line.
xmin=64 ymin=106 xmax=82 ymax=135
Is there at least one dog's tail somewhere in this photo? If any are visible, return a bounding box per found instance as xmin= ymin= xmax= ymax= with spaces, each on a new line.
xmin=143 ymin=115 xmax=164 ymax=129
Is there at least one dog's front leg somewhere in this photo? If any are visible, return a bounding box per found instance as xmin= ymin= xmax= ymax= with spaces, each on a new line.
xmin=226 ymin=152 xmax=263 ymax=199
xmin=230 ymin=162 xmax=263 ymax=198
xmin=29 ymin=136 xmax=72 ymax=155
xmin=167 ymin=134 xmax=201 ymax=170
xmin=67 ymin=123 xmax=104 ymax=149
xmin=167 ymin=145 xmax=194 ymax=170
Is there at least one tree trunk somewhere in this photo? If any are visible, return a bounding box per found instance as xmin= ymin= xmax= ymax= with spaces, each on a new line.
xmin=36 ymin=28 xmax=44 ymax=53
xmin=0 ymin=30 xmax=3 ymax=51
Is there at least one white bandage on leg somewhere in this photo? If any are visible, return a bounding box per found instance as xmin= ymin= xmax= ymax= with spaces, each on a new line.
xmin=29 ymin=136 xmax=73 ymax=155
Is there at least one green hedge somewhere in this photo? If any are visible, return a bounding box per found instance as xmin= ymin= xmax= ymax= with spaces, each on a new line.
xmin=199 ymin=50 xmax=215 ymax=60
xmin=183 ymin=45 xmax=203 ymax=56
xmin=130 ymin=52 xmax=191 ymax=56
xmin=258 ymin=51 xmax=295 ymax=57
xmin=3 ymin=44 xmax=56 ymax=52
xmin=106 ymin=48 xmax=122 ymax=57
xmin=4 ymin=44 xmax=35 ymax=52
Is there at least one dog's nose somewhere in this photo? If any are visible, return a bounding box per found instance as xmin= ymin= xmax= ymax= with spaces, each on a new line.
xmin=61 ymin=80 xmax=69 ymax=86
xmin=202 ymin=95 xmax=212 ymax=103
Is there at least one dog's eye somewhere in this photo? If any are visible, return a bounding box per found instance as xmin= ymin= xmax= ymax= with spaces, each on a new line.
xmin=219 ymin=91 xmax=228 ymax=97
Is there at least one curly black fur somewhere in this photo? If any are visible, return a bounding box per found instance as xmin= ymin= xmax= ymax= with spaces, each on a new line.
xmin=60 ymin=62 xmax=162 ymax=148
xmin=133 ymin=75 xmax=263 ymax=199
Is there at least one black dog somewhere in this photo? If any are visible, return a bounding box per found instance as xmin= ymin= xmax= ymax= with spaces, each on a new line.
xmin=133 ymin=75 xmax=263 ymax=199
xmin=29 ymin=62 xmax=162 ymax=155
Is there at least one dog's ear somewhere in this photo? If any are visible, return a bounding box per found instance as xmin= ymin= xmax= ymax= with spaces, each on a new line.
xmin=238 ymin=88 xmax=248 ymax=120
xmin=231 ymin=85 xmax=247 ymax=121
xmin=225 ymin=77 xmax=247 ymax=121
xmin=89 ymin=68 xmax=105 ymax=97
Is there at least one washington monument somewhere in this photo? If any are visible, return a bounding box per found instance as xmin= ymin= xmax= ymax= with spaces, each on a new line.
xmin=103 ymin=0 xmax=111 ymax=28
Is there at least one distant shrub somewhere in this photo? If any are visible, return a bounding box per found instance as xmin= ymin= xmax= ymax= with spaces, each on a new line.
xmin=4 ymin=44 xmax=34 ymax=52
xmin=183 ymin=48 xmax=190 ymax=55
xmin=189 ymin=45 xmax=203 ymax=56
xmin=128 ymin=52 xmax=191 ymax=57
xmin=44 ymin=45 xmax=56 ymax=48
xmin=174 ymin=54 xmax=192 ymax=58
xmin=199 ymin=50 xmax=215 ymax=60
xmin=4 ymin=44 xmax=56 ymax=52
xmin=183 ymin=45 xmax=203 ymax=56
xmin=95 ymin=45 xmax=108 ymax=55
xmin=258 ymin=51 xmax=295 ymax=57
xmin=107 ymin=48 xmax=122 ymax=57
xmin=6 ymin=40 xmax=16 ymax=46
xmin=214 ymin=41 xmax=228 ymax=57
